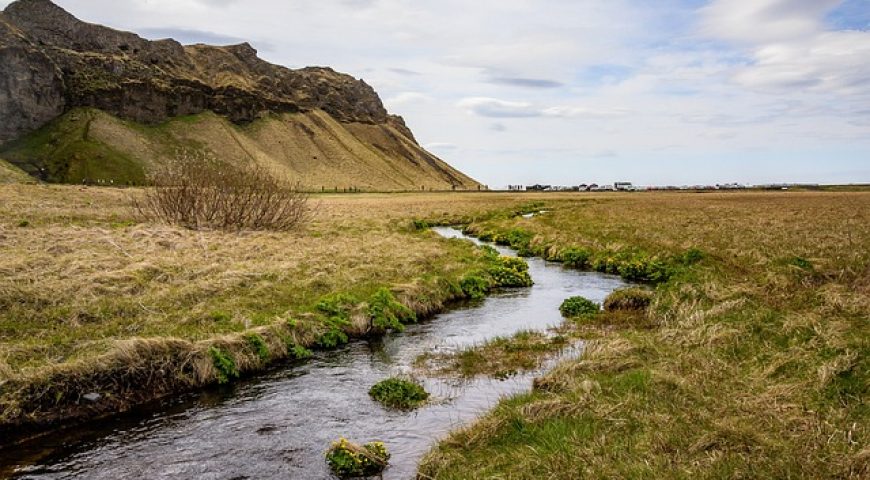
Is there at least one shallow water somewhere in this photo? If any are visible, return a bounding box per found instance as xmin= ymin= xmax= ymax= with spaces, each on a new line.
xmin=3 ymin=228 xmax=627 ymax=479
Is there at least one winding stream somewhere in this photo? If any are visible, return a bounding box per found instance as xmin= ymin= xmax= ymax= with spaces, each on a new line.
xmin=3 ymin=227 xmax=628 ymax=479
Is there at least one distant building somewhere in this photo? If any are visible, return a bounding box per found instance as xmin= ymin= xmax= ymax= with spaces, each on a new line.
xmin=614 ymin=182 xmax=633 ymax=191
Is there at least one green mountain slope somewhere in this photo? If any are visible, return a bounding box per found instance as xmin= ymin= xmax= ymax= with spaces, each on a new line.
xmin=2 ymin=108 xmax=476 ymax=190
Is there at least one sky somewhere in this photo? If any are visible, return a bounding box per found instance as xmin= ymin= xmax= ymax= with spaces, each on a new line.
xmin=3 ymin=0 xmax=868 ymax=187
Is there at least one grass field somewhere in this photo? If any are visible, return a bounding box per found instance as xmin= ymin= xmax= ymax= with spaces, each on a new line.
xmin=2 ymin=186 xmax=867 ymax=478
xmin=0 ymin=185 xmax=532 ymax=432
xmin=420 ymin=191 xmax=869 ymax=479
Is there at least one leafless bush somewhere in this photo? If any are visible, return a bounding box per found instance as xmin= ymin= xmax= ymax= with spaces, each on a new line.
xmin=134 ymin=151 xmax=309 ymax=231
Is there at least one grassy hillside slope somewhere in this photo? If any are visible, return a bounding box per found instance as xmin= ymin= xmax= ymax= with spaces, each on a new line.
xmin=0 ymin=108 xmax=479 ymax=190
xmin=0 ymin=158 xmax=32 ymax=183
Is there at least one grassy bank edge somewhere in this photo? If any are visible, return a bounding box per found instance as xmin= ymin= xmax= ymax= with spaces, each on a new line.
xmin=0 ymin=230 xmax=531 ymax=446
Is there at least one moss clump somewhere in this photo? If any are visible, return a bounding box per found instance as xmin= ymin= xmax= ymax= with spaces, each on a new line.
xmin=208 ymin=346 xmax=239 ymax=384
xmin=325 ymin=437 xmax=390 ymax=478
xmin=369 ymin=377 xmax=429 ymax=409
xmin=559 ymin=296 xmax=600 ymax=318
xmin=603 ymin=288 xmax=653 ymax=312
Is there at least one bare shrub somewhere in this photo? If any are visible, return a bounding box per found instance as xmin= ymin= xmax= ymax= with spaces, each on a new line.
xmin=134 ymin=151 xmax=309 ymax=231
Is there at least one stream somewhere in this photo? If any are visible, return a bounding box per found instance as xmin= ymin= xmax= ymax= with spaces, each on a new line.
xmin=2 ymin=227 xmax=628 ymax=479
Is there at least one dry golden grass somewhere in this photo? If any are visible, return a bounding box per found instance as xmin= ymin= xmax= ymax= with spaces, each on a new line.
xmin=420 ymin=190 xmax=870 ymax=479
xmin=0 ymin=185 xmax=549 ymax=431
xmin=0 ymin=186 xmax=538 ymax=371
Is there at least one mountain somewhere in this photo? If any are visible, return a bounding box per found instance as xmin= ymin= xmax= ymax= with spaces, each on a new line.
xmin=0 ymin=0 xmax=479 ymax=190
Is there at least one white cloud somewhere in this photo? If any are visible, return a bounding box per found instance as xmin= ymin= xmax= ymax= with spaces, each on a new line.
xmin=701 ymin=0 xmax=870 ymax=96
xmin=457 ymin=97 xmax=629 ymax=119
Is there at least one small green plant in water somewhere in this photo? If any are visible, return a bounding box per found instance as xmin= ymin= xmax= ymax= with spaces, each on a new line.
xmin=369 ymin=377 xmax=429 ymax=409
xmin=559 ymin=296 xmax=600 ymax=317
xmin=325 ymin=437 xmax=390 ymax=478
xmin=244 ymin=333 xmax=269 ymax=361
xmin=208 ymin=346 xmax=239 ymax=384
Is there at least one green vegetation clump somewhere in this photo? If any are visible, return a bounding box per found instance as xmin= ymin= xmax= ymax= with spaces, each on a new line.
xmin=316 ymin=322 xmax=350 ymax=349
xmin=369 ymin=377 xmax=429 ymax=409
xmin=315 ymin=292 xmax=357 ymax=348
xmin=460 ymin=274 xmax=489 ymax=299
xmin=326 ymin=438 xmax=390 ymax=478
xmin=603 ymin=288 xmax=653 ymax=311
xmin=244 ymin=333 xmax=270 ymax=361
xmin=559 ymin=296 xmax=600 ymax=317
xmin=411 ymin=219 xmax=430 ymax=231
xmin=488 ymin=264 xmax=533 ymax=287
xmin=290 ymin=344 xmax=313 ymax=360
xmin=487 ymin=256 xmax=533 ymax=287
xmin=493 ymin=228 xmax=535 ymax=256
xmin=560 ymin=247 xmax=591 ymax=267
xmin=368 ymin=287 xmax=416 ymax=332
xmin=208 ymin=346 xmax=239 ymax=384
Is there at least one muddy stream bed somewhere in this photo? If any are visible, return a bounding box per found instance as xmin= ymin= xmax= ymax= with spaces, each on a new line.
xmin=2 ymin=227 xmax=628 ymax=479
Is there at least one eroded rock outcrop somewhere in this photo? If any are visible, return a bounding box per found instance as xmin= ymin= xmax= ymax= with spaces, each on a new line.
xmin=0 ymin=0 xmax=410 ymax=146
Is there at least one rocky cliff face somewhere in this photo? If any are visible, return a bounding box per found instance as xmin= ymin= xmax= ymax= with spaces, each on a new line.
xmin=0 ymin=0 xmax=441 ymax=187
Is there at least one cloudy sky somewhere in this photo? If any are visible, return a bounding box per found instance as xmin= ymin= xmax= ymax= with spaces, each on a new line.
xmin=5 ymin=0 xmax=868 ymax=187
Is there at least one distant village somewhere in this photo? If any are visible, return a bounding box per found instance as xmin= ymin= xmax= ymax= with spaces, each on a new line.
xmin=504 ymin=182 xmax=822 ymax=192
